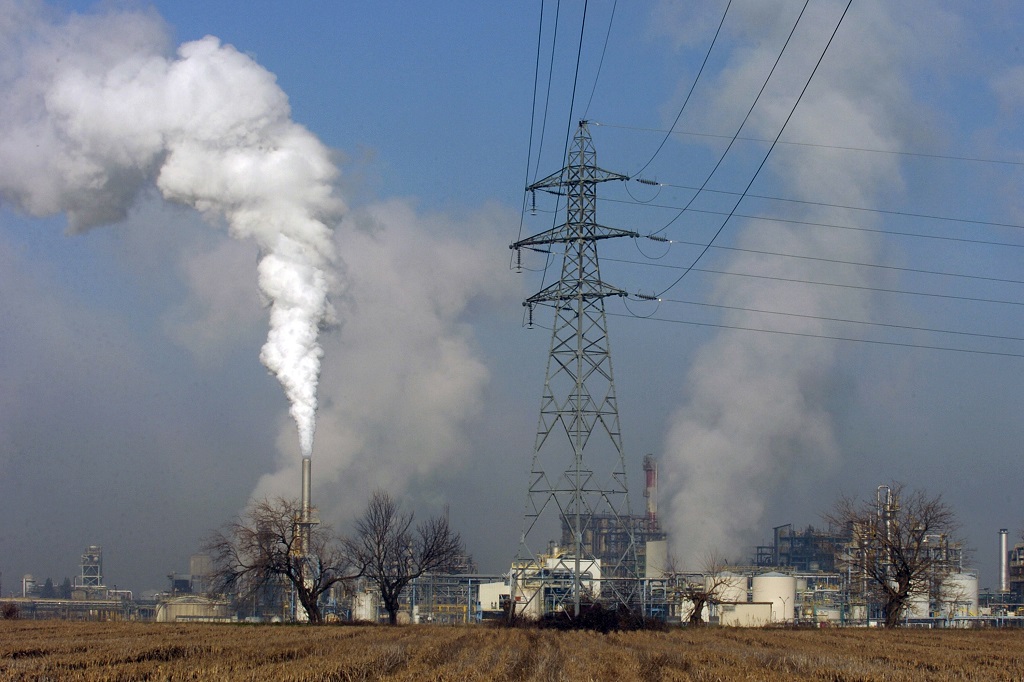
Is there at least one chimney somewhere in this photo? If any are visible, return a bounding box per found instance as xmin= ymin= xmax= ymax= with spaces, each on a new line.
xmin=1000 ymin=528 xmax=1009 ymax=594
xmin=642 ymin=454 xmax=657 ymax=532
xmin=301 ymin=456 xmax=312 ymax=525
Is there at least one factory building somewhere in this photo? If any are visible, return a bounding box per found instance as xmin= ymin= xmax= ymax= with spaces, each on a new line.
xmin=556 ymin=454 xmax=668 ymax=582
xmin=755 ymin=524 xmax=848 ymax=573
xmin=1008 ymin=542 xmax=1024 ymax=602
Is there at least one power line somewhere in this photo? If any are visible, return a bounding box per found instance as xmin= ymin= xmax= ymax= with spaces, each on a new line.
xmin=582 ymin=0 xmax=616 ymax=119
xmin=649 ymin=0 xmax=811 ymax=241
xmin=655 ymin=0 xmax=853 ymax=298
xmin=608 ymin=311 xmax=1024 ymax=359
xmin=633 ymin=262 xmax=1024 ymax=308
xmin=655 ymin=296 xmax=1024 ymax=344
xmin=655 ymin=182 xmax=1024 ymax=233
xmin=515 ymin=0 xmax=550 ymax=264
xmin=631 ymin=0 xmax=732 ymax=177
xmin=560 ymin=0 xmax=588 ymax=164
xmin=598 ymin=195 xmax=1024 ymax=250
xmin=648 ymin=240 xmax=1024 ymax=286
xmin=597 ymin=123 xmax=1024 ymax=169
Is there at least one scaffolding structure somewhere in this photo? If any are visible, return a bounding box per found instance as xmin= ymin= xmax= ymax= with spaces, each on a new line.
xmin=80 ymin=545 xmax=103 ymax=587
xmin=510 ymin=120 xmax=639 ymax=617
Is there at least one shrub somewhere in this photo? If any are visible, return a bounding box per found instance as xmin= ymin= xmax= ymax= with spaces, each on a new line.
xmin=537 ymin=604 xmax=665 ymax=633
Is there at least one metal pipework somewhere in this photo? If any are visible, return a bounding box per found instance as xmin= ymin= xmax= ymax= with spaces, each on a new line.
xmin=1000 ymin=528 xmax=1009 ymax=594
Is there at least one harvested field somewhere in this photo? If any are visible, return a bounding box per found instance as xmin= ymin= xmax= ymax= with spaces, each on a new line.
xmin=2 ymin=621 xmax=1023 ymax=681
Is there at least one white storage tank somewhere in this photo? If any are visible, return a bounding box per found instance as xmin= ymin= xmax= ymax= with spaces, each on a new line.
xmin=352 ymin=589 xmax=379 ymax=622
xmin=752 ymin=572 xmax=796 ymax=623
xmin=155 ymin=596 xmax=230 ymax=622
xmin=907 ymin=590 xmax=930 ymax=619
xmin=645 ymin=540 xmax=668 ymax=579
xmin=941 ymin=572 xmax=979 ymax=618
xmin=710 ymin=571 xmax=747 ymax=603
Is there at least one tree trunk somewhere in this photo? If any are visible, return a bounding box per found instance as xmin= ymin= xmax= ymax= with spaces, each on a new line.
xmin=884 ymin=597 xmax=905 ymax=628
xmin=297 ymin=591 xmax=323 ymax=624
xmin=383 ymin=591 xmax=401 ymax=625
xmin=689 ymin=597 xmax=707 ymax=626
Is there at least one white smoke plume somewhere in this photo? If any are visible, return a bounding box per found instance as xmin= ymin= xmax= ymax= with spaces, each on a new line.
xmin=0 ymin=3 xmax=340 ymax=457
xmin=252 ymin=199 xmax=516 ymax=518
xmin=657 ymin=1 xmax=940 ymax=563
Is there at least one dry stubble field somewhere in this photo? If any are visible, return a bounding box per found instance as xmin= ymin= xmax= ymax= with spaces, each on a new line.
xmin=2 ymin=621 xmax=1023 ymax=681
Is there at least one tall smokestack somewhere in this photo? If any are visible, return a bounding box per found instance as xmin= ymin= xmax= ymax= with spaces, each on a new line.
xmin=301 ymin=456 xmax=312 ymax=525
xmin=1000 ymin=528 xmax=1009 ymax=594
xmin=643 ymin=454 xmax=658 ymax=532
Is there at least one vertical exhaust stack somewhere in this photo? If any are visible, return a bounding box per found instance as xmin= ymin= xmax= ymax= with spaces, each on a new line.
xmin=1000 ymin=528 xmax=1009 ymax=594
xmin=301 ymin=456 xmax=312 ymax=524
xmin=300 ymin=456 xmax=312 ymax=555
xmin=643 ymin=454 xmax=658 ymax=532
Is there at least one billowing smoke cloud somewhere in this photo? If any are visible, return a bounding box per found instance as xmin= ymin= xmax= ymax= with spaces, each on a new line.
xmin=253 ymin=199 xmax=516 ymax=517
xmin=657 ymin=1 xmax=940 ymax=562
xmin=0 ymin=3 xmax=340 ymax=457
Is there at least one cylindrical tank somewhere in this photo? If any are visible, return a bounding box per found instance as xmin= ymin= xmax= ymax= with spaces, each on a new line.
xmin=352 ymin=589 xmax=379 ymax=622
xmin=155 ymin=596 xmax=230 ymax=622
xmin=941 ymin=572 xmax=979 ymax=618
xmin=644 ymin=540 xmax=668 ymax=579
xmin=907 ymin=591 xmax=930 ymax=619
xmin=711 ymin=572 xmax=747 ymax=603
xmin=752 ymin=572 xmax=796 ymax=623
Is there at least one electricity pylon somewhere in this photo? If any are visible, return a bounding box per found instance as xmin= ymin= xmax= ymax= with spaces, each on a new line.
xmin=510 ymin=120 xmax=639 ymax=618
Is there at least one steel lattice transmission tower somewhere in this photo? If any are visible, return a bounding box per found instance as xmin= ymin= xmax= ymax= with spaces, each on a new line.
xmin=510 ymin=120 xmax=640 ymax=618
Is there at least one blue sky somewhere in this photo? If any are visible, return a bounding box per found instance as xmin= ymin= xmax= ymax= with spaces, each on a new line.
xmin=1 ymin=0 xmax=1023 ymax=596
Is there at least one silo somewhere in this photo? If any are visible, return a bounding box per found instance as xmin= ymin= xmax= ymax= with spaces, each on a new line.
xmin=941 ymin=572 xmax=979 ymax=618
xmin=752 ymin=572 xmax=796 ymax=623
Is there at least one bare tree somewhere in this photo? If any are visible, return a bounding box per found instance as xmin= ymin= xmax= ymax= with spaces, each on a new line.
xmin=345 ymin=489 xmax=464 ymax=625
xmin=828 ymin=482 xmax=961 ymax=628
xmin=204 ymin=497 xmax=352 ymax=624
xmin=666 ymin=550 xmax=732 ymax=626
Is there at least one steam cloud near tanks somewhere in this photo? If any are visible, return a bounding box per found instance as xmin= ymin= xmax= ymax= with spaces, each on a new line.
xmin=0 ymin=6 xmax=340 ymax=458
xmin=660 ymin=0 xmax=913 ymax=565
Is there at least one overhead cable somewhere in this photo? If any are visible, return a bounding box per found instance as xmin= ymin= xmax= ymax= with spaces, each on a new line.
xmin=582 ymin=0 xmax=617 ymax=119
xmin=608 ymin=312 xmax=1024 ymax=359
xmin=627 ymin=0 xmax=732 ymax=178
xmin=655 ymin=0 xmax=854 ymax=298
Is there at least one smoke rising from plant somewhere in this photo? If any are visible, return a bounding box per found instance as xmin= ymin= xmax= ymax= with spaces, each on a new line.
xmin=0 ymin=3 xmax=341 ymax=457
xmin=252 ymin=199 xmax=516 ymax=518
xmin=657 ymin=1 xmax=929 ymax=563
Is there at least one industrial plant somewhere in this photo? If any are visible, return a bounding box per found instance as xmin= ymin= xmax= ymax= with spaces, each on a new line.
xmin=8 ymin=463 xmax=1024 ymax=630
xmin=3 ymin=119 xmax=1021 ymax=631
